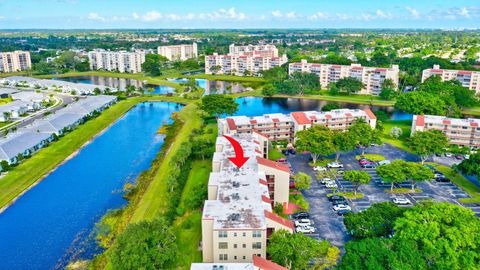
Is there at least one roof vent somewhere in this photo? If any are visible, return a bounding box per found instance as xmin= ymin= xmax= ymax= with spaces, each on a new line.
xmin=231 ymin=193 xmax=240 ymax=200
xmin=232 ymin=181 xmax=240 ymax=188
xmin=228 ymin=213 xmax=241 ymax=221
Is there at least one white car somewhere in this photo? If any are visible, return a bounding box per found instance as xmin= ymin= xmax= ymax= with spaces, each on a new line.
xmin=327 ymin=162 xmax=344 ymax=169
xmin=296 ymin=226 xmax=315 ymax=234
xmin=464 ymin=154 xmax=470 ymax=159
xmin=320 ymin=178 xmax=332 ymax=184
xmin=326 ymin=182 xmax=338 ymax=188
xmin=333 ymin=204 xmax=351 ymax=211
xmin=313 ymin=166 xmax=327 ymax=171
xmin=445 ymin=153 xmax=453 ymax=157
xmin=294 ymin=219 xmax=312 ymax=227
xmin=392 ymin=197 xmax=411 ymax=205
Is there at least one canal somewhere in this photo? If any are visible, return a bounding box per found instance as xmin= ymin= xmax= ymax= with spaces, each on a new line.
xmin=0 ymin=102 xmax=181 ymax=269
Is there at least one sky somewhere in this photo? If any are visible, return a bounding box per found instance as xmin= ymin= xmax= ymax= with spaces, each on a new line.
xmin=0 ymin=0 xmax=479 ymax=29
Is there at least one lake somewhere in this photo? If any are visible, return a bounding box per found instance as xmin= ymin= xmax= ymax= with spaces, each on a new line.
xmin=0 ymin=102 xmax=181 ymax=269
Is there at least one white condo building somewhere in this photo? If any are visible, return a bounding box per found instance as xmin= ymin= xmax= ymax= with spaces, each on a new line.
xmin=0 ymin=51 xmax=32 ymax=73
xmin=87 ymin=49 xmax=146 ymax=73
xmin=289 ymin=60 xmax=400 ymax=95
xmin=422 ymin=64 xmax=480 ymax=94
xmin=157 ymin=43 xmax=198 ymax=61
xmin=205 ymin=44 xmax=288 ymax=76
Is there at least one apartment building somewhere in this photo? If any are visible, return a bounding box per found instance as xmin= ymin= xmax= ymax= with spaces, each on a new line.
xmin=191 ymin=255 xmax=287 ymax=270
xmin=289 ymin=60 xmax=400 ymax=95
xmin=88 ymin=49 xmax=146 ymax=73
xmin=205 ymin=44 xmax=288 ymax=76
xmin=202 ymin=133 xmax=293 ymax=264
xmin=218 ymin=109 xmax=377 ymax=141
xmin=157 ymin=43 xmax=198 ymax=61
xmin=421 ymin=64 xmax=480 ymax=94
xmin=412 ymin=115 xmax=480 ymax=149
xmin=0 ymin=51 xmax=32 ymax=73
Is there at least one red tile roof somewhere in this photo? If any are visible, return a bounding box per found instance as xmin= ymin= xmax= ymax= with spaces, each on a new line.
xmin=253 ymin=256 xmax=288 ymax=270
xmin=261 ymin=195 xmax=272 ymax=203
xmin=471 ymin=122 xmax=479 ymax=127
xmin=291 ymin=111 xmax=311 ymax=125
xmin=458 ymin=70 xmax=473 ymax=75
xmin=363 ymin=108 xmax=376 ymax=120
xmin=443 ymin=119 xmax=451 ymax=125
xmin=345 ymin=113 xmax=353 ymax=117
xmin=272 ymin=118 xmax=279 ymax=123
xmin=257 ymin=157 xmax=290 ymax=173
xmin=226 ymin=118 xmax=237 ymax=130
xmin=325 ymin=114 xmax=332 ymax=119
xmin=430 ymin=69 xmax=443 ymax=73
xmin=375 ymin=68 xmax=387 ymax=72
xmin=416 ymin=115 xmax=425 ymax=127
xmin=309 ymin=115 xmax=317 ymax=120
xmin=264 ymin=210 xmax=294 ymax=231
xmin=250 ymin=119 xmax=258 ymax=124
xmin=259 ymin=179 xmax=268 ymax=186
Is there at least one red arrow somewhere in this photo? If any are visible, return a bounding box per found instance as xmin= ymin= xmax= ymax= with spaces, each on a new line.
xmin=223 ymin=135 xmax=249 ymax=168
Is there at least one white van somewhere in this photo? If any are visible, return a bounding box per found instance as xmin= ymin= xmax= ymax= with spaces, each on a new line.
xmin=377 ymin=160 xmax=391 ymax=166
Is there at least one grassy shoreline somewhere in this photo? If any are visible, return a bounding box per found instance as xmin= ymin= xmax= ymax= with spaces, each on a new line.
xmin=0 ymin=95 xmax=190 ymax=211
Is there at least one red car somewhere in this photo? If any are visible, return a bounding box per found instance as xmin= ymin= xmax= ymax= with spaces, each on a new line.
xmin=359 ymin=159 xmax=374 ymax=165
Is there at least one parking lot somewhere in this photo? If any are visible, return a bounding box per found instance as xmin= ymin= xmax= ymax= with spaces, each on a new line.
xmin=287 ymin=143 xmax=480 ymax=250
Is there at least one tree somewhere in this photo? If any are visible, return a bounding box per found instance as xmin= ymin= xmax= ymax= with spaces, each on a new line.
xmin=395 ymin=91 xmax=448 ymax=115
xmin=343 ymin=170 xmax=371 ymax=195
xmin=295 ymin=125 xmax=335 ymax=164
xmin=402 ymin=161 xmax=433 ymax=191
xmin=261 ymin=83 xmax=277 ymax=97
xmin=142 ymin=54 xmax=166 ymax=76
xmin=295 ymin=172 xmax=312 ymax=190
xmin=290 ymin=71 xmax=320 ymax=95
xmin=109 ymin=219 xmax=177 ymax=270
xmin=376 ymin=161 xmax=406 ymax=192
xmin=191 ymin=137 xmax=213 ymax=160
xmin=200 ymin=94 xmax=238 ymax=119
xmin=389 ymin=126 xmax=403 ymax=138
xmin=379 ymin=87 xmax=398 ymax=101
xmin=209 ymin=65 xmax=221 ymax=74
xmin=344 ymin=202 xmax=406 ymax=238
xmin=332 ymin=130 xmax=356 ymax=161
xmin=335 ymin=77 xmax=364 ymax=95
xmin=455 ymin=152 xmax=480 ymax=176
xmin=348 ymin=120 xmax=381 ymax=155
xmin=408 ymin=130 xmax=448 ymax=164
xmin=261 ymin=66 xmax=288 ymax=84
xmin=321 ymin=103 xmax=340 ymax=112
xmin=268 ymin=230 xmax=339 ymax=270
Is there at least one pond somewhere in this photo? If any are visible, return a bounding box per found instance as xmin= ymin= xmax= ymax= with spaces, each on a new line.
xmin=52 ymin=76 xmax=176 ymax=94
xmin=234 ymin=97 xmax=412 ymax=120
xmin=0 ymin=102 xmax=181 ymax=269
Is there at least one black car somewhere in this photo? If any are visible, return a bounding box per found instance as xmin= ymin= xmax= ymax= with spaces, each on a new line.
xmin=361 ymin=164 xmax=376 ymax=169
xmin=292 ymin=212 xmax=310 ymax=219
xmin=288 ymin=148 xmax=296 ymax=155
xmin=328 ymin=195 xmax=346 ymax=202
xmin=282 ymin=149 xmax=290 ymax=156
xmin=336 ymin=209 xmax=352 ymax=216
xmin=332 ymin=199 xmax=348 ymax=206
xmin=435 ymin=177 xmax=450 ymax=183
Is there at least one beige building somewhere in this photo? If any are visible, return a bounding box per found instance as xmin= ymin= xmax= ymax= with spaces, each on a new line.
xmin=218 ymin=109 xmax=377 ymax=141
xmin=289 ymin=60 xmax=400 ymax=95
xmin=87 ymin=49 xmax=146 ymax=73
xmin=202 ymin=133 xmax=293 ymax=264
xmin=412 ymin=115 xmax=480 ymax=149
xmin=0 ymin=51 xmax=32 ymax=73
xmin=205 ymin=44 xmax=288 ymax=76
xmin=421 ymin=64 xmax=480 ymax=94
xmin=157 ymin=43 xmax=198 ymax=61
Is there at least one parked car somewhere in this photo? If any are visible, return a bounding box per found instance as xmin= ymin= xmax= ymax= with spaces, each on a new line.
xmin=328 ymin=195 xmax=346 ymax=202
xmin=288 ymin=148 xmax=296 ymax=155
xmin=444 ymin=153 xmax=453 ymax=157
xmin=464 ymin=154 xmax=470 ymax=159
xmin=277 ymin=158 xmax=287 ymax=163
xmin=295 ymin=225 xmax=315 ymax=234
xmin=333 ymin=204 xmax=351 ymax=211
xmin=377 ymin=160 xmax=391 ymax=165
xmin=336 ymin=209 xmax=352 ymax=216
xmin=294 ymin=219 xmax=313 ymax=227
xmin=359 ymin=159 xmax=375 ymax=165
xmin=320 ymin=177 xmax=332 ymax=184
xmin=361 ymin=163 xmax=376 ymax=169
xmin=313 ymin=166 xmax=327 ymax=171
xmin=392 ymin=197 xmax=411 ymax=205
xmin=433 ymin=172 xmax=444 ymax=179
xmin=282 ymin=149 xmax=290 ymax=156
xmin=435 ymin=176 xmax=450 ymax=182
xmin=326 ymin=182 xmax=338 ymax=189
xmin=292 ymin=212 xmax=310 ymax=220
xmin=327 ymin=162 xmax=344 ymax=168
xmin=455 ymin=154 xmax=463 ymax=160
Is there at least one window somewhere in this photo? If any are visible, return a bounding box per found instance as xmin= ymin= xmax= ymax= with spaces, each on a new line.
xmin=234 ymin=244 xmax=238 ymax=248
xmin=218 ymin=242 xmax=228 ymax=249
xmin=234 ymin=232 xmax=237 ymax=237
xmin=219 ymin=254 xmax=228 ymax=261
xmin=253 ymin=230 xmax=262 ymax=238
xmin=242 ymin=244 xmax=246 ymax=248
xmin=218 ymin=231 xmax=227 ymax=238
xmin=234 ymin=256 xmax=237 ymax=260
xmin=243 ymin=256 xmax=246 ymax=260
xmin=242 ymin=232 xmax=246 ymax=237
xmin=252 ymin=242 xmax=262 ymax=249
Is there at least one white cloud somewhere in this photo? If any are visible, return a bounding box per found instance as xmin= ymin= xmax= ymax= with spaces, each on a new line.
xmin=405 ymin=7 xmax=420 ymax=18
xmin=271 ymin=10 xmax=282 ymax=18
xmin=285 ymin=12 xmax=299 ymax=19
xmin=142 ymin=11 xmax=162 ymax=21
xmin=130 ymin=8 xmax=247 ymax=22
xmin=375 ymin=9 xmax=393 ymax=19
xmin=87 ymin=12 xmax=105 ymax=22
xmin=309 ymin=12 xmax=329 ymax=20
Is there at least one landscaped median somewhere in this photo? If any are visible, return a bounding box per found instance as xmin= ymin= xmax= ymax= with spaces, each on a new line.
xmin=0 ymin=96 xmax=189 ymax=211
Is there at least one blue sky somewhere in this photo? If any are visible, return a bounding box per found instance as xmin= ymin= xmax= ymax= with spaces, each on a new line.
xmin=0 ymin=0 xmax=479 ymax=29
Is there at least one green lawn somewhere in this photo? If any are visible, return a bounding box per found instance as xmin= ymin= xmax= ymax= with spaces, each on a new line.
xmin=328 ymin=192 xmax=364 ymax=199
xmin=179 ymin=159 xmax=211 ymax=210
xmin=426 ymin=162 xmax=480 ymax=204
xmin=172 ymin=211 xmax=203 ymax=270
xmin=381 ymin=119 xmax=413 ymax=152
xmin=355 ymin=154 xmax=386 ymax=161
xmin=268 ymin=150 xmax=285 ymax=161
xmin=0 ymin=97 xmax=12 ymax=105
xmin=131 ymin=102 xmax=203 ymax=222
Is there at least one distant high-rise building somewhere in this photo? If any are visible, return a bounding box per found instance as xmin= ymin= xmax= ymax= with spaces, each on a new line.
xmin=87 ymin=49 xmax=146 ymax=73
xmin=205 ymin=44 xmax=288 ymax=76
xmin=0 ymin=51 xmax=32 ymax=73
xmin=422 ymin=65 xmax=480 ymax=94
xmin=289 ymin=60 xmax=400 ymax=95
xmin=157 ymin=43 xmax=198 ymax=61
